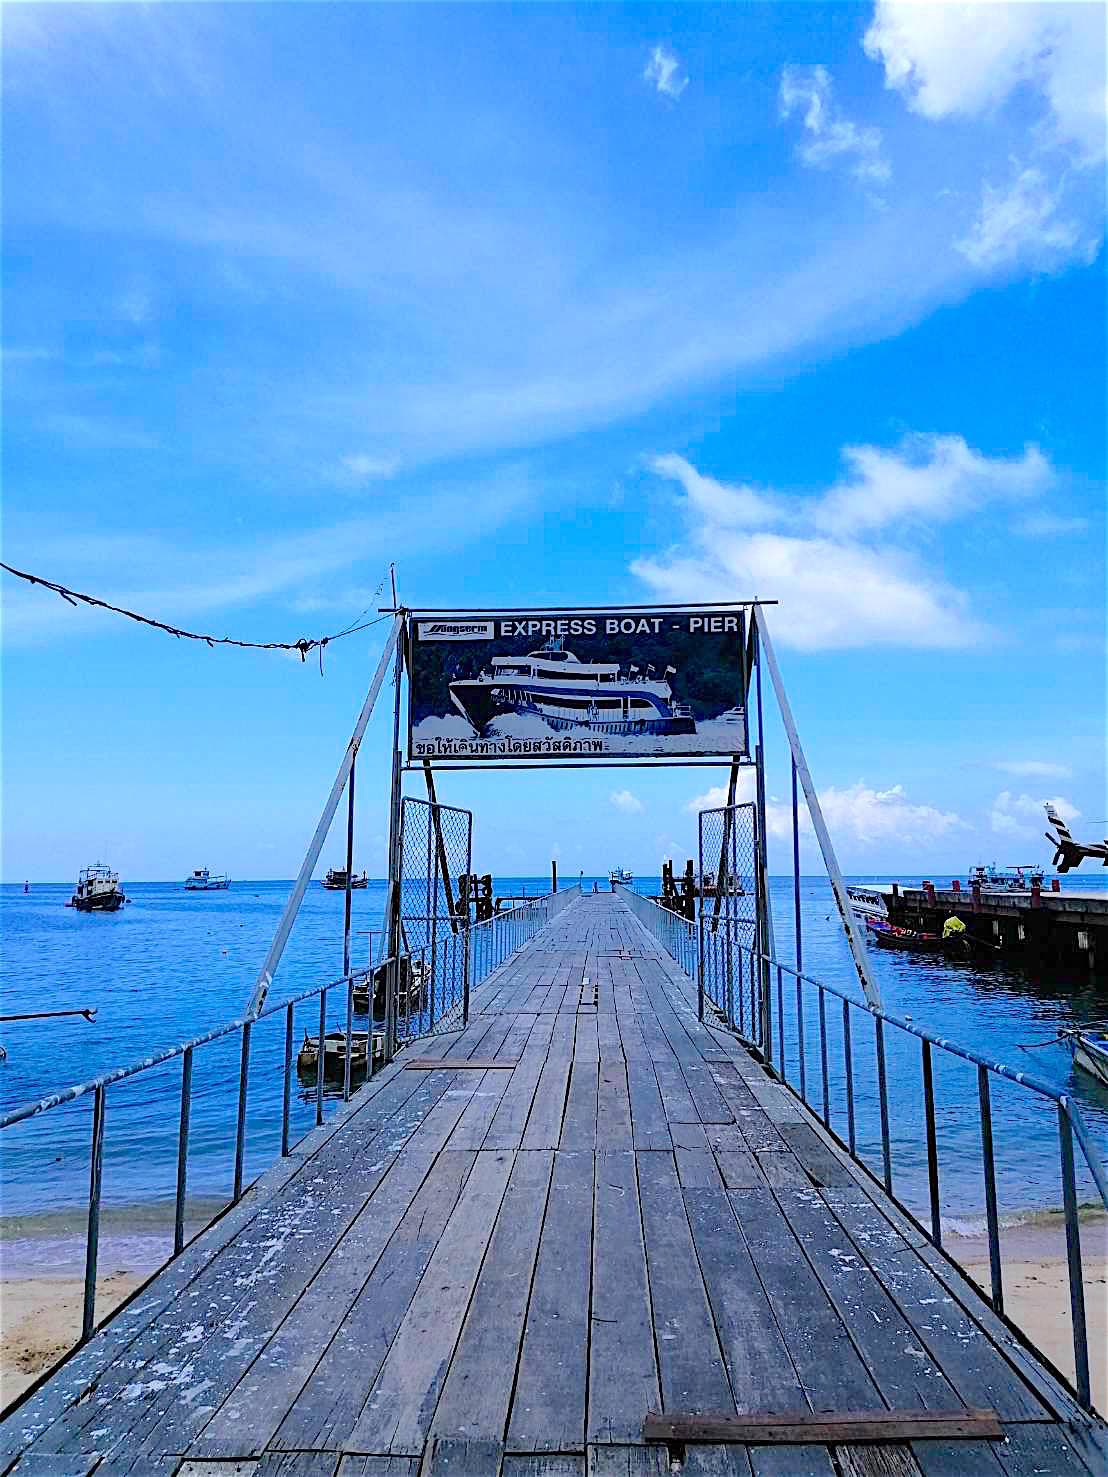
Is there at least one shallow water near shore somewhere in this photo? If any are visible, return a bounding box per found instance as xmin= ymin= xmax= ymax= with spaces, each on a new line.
xmin=2 ymin=874 xmax=1106 ymax=1233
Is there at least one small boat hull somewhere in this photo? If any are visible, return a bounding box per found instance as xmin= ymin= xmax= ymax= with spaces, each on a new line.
xmin=71 ymin=891 xmax=126 ymax=913
xmin=352 ymin=958 xmax=427 ymax=1016
xmin=297 ymin=1030 xmax=383 ymax=1082
xmin=872 ymin=927 xmax=944 ymax=953
xmin=1068 ymin=1033 xmax=1108 ymax=1087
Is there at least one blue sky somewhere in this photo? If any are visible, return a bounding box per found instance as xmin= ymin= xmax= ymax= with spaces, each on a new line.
xmin=2 ymin=1 xmax=1105 ymax=882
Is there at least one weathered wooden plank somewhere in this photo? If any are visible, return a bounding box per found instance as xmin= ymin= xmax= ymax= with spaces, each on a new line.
xmin=748 ymin=1449 xmax=834 ymax=1477
xmin=519 ymin=1014 xmax=576 ymax=1151
xmin=643 ymin=1410 xmax=1001 ymax=1442
xmin=675 ymin=1147 xmax=725 ymax=1189
xmin=501 ymin=1457 xmax=585 ymax=1476
xmin=595 ymin=1060 xmax=634 ymax=1151
xmin=704 ymin=1125 xmax=765 ymax=1190
xmin=990 ymin=1421 xmax=1105 ymax=1476
xmin=588 ymin=1152 xmax=660 ymax=1444
xmin=483 ymin=1013 xmax=556 ymax=1151
xmin=270 ymin=1151 xmax=476 ymax=1453
xmin=755 ymin=1150 xmax=812 ymax=1189
xmin=636 ymin=1152 xmax=733 ymax=1415
xmin=336 ymin=1458 xmax=420 ymax=1477
xmin=682 ymin=1187 xmax=805 ymax=1414
xmin=254 ymin=1453 xmax=340 ymax=1477
xmin=775 ymin=1190 xmax=964 ymax=1413
xmin=508 ymin=1151 xmax=595 ymax=1452
xmin=618 ymin=1019 xmax=670 ymax=1152
xmin=190 ymin=1149 xmax=440 ymax=1458
xmin=775 ymin=1122 xmax=855 ymax=1188
xmin=586 ymin=1447 xmax=669 ymax=1474
xmin=561 ymin=1061 xmax=600 ymax=1152
xmin=910 ymin=1441 xmax=1005 ymax=1476
xmin=404 ymin=1058 xmax=519 ymax=1070
xmin=834 ymin=1447 xmax=922 ymax=1477
xmin=425 ymin=1437 xmax=503 ymax=1474
xmin=345 ymin=1149 xmax=515 ymax=1454
xmin=431 ymin=1150 xmax=554 ymax=1443
xmin=729 ymin=1188 xmax=880 ymax=1411
xmin=679 ymin=1447 xmax=755 ymax=1476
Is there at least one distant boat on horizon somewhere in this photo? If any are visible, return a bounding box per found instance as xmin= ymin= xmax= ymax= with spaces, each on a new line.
xmin=184 ymin=867 xmax=231 ymax=891
xmin=322 ymin=867 xmax=369 ymax=890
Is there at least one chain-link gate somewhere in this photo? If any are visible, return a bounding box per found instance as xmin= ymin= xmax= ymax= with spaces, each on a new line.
xmin=390 ymin=796 xmax=472 ymax=1040
xmin=697 ymin=802 xmax=764 ymax=1045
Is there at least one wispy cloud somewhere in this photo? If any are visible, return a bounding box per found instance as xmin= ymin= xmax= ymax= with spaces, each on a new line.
xmin=994 ymin=760 xmax=1073 ymax=780
xmin=779 ymin=65 xmax=890 ymax=184
xmin=643 ymin=45 xmax=688 ymax=101
xmin=991 ymin=789 xmax=1079 ymax=838
xmin=610 ymin=789 xmax=644 ymax=815
xmin=688 ymin=775 xmax=962 ymax=848
xmin=334 ymin=453 xmax=399 ymax=486
xmin=955 ymin=166 xmax=1094 ymax=272
xmin=635 ymin=435 xmax=1057 ymax=649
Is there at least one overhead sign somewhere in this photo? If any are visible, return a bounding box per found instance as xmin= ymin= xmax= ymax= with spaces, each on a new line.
xmin=407 ymin=607 xmax=747 ymax=763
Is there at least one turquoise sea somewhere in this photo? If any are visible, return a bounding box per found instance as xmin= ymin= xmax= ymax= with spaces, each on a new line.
xmin=1 ymin=873 xmax=1106 ymax=1270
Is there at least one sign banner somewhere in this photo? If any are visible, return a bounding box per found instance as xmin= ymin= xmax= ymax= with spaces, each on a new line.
xmin=407 ymin=608 xmax=747 ymax=763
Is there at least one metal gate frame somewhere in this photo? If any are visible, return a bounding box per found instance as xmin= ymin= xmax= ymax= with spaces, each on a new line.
xmin=395 ymin=796 xmax=473 ymax=1043
xmin=697 ymin=802 xmax=764 ymax=1045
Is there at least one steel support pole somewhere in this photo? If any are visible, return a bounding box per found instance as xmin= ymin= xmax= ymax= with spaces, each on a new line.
xmin=246 ymin=615 xmax=402 ymax=1018
xmin=792 ymin=758 xmax=802 ymax=973
xmin=343 ymin=750 xmax=357 ymax=980
xmin=384 ymin=618 xmax=406 ymax=1062
xmin=753 ymin=606 xmax=882 ymax=1009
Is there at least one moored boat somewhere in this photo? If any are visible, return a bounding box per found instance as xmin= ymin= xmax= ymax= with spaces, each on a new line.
xmin=297 ymin=1029 xmax=383 ymax=1082
xmin=871 ymin=922 xmax=944 ymax=953
xmin=322 ymin=867 xmax=369 ymax=890
xmin=184 ymin=867 xmax=230 ymax=890
xmin=1062 ymin=1028 xmax=1108 ymax=1087
xmin=608 ymin=866 xmax=633 ymax=888
xmin=847 ymin=885 xmax=889 ymax=924
xmin=67 ymin=863 xmax=126 ymax=913
xmin=352 ymin=955 xmax=427 ymax=1016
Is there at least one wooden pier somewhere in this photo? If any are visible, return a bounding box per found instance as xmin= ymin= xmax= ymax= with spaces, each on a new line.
xmin=3 ymin=894 xmax=1105 ymax=1476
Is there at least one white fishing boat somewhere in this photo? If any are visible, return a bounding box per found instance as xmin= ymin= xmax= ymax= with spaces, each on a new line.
xmin=449 ymin=638 xmax=696 ymax=738
xmin=968 ymin=863 xmax=1045 ymax=892
xmin=322 ymin=867 xmax=369 ymax=890
xmin=184 ymin=867 xmax=230 ymax=891
xmin=1062 ymin=1028 xmax=1108 ymax=1088
xmin=609 ymin=866 xmax=633 ymax=887
xmin=67 ymin=863 xmax=126 ymax=913
xmin=847 ymin=884 xmax=890 ymax=924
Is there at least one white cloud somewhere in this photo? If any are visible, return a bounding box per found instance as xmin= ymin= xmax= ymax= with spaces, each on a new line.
xmin=336 ymin=453 xmax=399 ymax=485
xmin=955 ymin=166 xmax=1092 ymax=271
xmin=779 ymin=64 xmax=890 ymax=184
xmin=990 ymin=789 xmax=1080 ymax=838
xmin=864 ymin=1 xmax=1107 ymax=164
xmin=610 ymin=788 xmax=644 ymax=815
xmin=636 ymin=434 xmax=1059 ymax=649
xmin=643 ymin=45 xmax=688 ymax=100
xmin=994 ymin=760 xmax=1073 ymax=780
xmin=688 ymin=776 xmax=962 ymax=848
xmin=1016 ymin=511 xmax=1089 ymax=537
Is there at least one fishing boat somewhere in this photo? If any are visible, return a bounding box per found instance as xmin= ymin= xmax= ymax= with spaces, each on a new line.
xmin=968 ymin=863 xmax=1045 ymax=892
xmin=449 ymin=638 xmax=697 ymax=738
xmin=609 ymin=866 xmax=633 ymax=887
xmin=1061 ymin=1028 xmax=1108 ymax=1087
xmin=322 ymin=867 xmax=369 ymax=890
xmin=847 ymin=885 xmax=889 ymax=924
xmin=297 ymin=1029 xmax=383 ymax=1082
xmin=352 ymin=955 xmax=427 ymax=1016
xmin=871 ymin=922 xmax=944 ymax=953
xmin=184 ymin=867 xmax=230 ymax=891
xmin=67 ymin=863 xmax=126 ymax=913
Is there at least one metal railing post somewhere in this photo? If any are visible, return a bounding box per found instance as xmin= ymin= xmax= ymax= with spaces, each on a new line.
xmin=342 ymin=750 xmax=357 ymax=982
xmin=81 ymin=1084 xmax=106 ymax=1343
xmin=281 ymin=1002 xmax=294 ymax=1156
xmin=843 ymin=1002 xmax=856 ymax=1155
xmin=978 ymin=1066 xmax=1003 ymax=1315
xmin=344 ymin=977 xmax=354 ymax=1103
xmin=818 ymin=985 xmax=830 ymax=1127
xmin=1059 ymin=1106 xmax=1092 ymax=1408
xmin=875 ymin=1016 xmax=893 ymax=1196
xmin=174 ymin=1047 xmax=193 ymax=1255
xmin=922 ymin=1040 xmax=941 ymax=1247
xmin=233 ymin=1021 xmax=252 ymax=1202
xmin=316 ymin=990 xmax=326 ymax=1126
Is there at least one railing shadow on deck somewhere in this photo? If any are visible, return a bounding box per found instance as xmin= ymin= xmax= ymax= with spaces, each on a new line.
xmin=0 ymin=885 xmax=580 ymax=1389
xmin=621 ymin=885 xmax=1108 ymax=1414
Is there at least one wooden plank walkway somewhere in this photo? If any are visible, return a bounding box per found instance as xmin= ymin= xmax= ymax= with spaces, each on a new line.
xmin=3 ymin=893 xmax=1105 ymax=1476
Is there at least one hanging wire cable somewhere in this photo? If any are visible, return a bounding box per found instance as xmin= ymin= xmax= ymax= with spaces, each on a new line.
xmin=0 ymin=560 xmax=393 ymax=664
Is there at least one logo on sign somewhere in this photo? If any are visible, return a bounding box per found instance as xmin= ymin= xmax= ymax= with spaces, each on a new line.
xmin=417 ymin=620 xmax=495 ymax=641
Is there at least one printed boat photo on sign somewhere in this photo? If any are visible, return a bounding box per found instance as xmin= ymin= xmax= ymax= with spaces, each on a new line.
xmin=407 ymin=607 xmax=748 ymax=763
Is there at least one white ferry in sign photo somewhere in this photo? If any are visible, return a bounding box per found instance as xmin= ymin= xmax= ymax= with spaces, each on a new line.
xmin=447 ymin=638 xmax=696 ymax=739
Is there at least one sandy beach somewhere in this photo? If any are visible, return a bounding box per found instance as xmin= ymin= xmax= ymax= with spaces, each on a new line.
xmin=950 ymin=1212 xmax=1108 ymax=1416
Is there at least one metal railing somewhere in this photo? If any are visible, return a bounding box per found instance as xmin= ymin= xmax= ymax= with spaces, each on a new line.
xmin=621 ymin=889 xmax=1108 ymax=1412
xmin=0 ymin=887 xmax=580 ymax=1366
